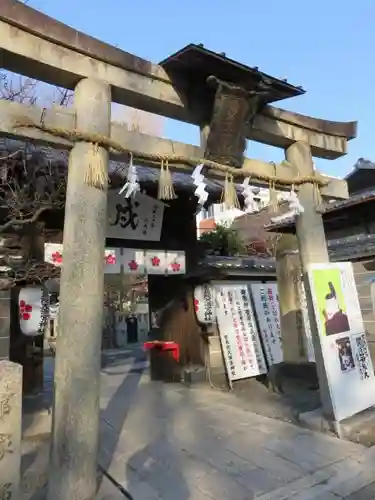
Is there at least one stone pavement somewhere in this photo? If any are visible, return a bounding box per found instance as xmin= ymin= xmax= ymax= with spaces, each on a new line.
xmin=21 ymin=348 xmax=375 ymax=499
xmin=98 ymin=349 xmax=375 ymax=499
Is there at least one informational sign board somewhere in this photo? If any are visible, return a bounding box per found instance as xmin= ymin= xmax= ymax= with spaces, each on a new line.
xmin=194 ymin=284 xmax=215 ymax=324
xmin=107 ymin=191 xmax=164 ymax=241
xmin=213 ymin=281 xmax=267 ymax=382
xmin=250 ymin=283 xmax=283 ymax=366
xmin=298 ymin=279 xmax=315 ymax=362
xmin=308 ymin=262 xmax=375 ymax=421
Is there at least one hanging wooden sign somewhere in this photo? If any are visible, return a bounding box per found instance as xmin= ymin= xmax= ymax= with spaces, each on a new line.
xmin=107 ymin=191 xmax=165 ymax=241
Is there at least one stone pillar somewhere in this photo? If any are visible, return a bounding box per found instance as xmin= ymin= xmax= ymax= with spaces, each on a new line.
xmin=285 ymin=141 xmax=334 ymax=418
xmin=276 ymin=235 xmax=306 ymax=362
xmin=0 ymin=291 xmax=10 ymax=361
xmin=47 ymin=78 xmax=111 ymax=500
xmin=0 ymin=360 xmax=22 ymax=499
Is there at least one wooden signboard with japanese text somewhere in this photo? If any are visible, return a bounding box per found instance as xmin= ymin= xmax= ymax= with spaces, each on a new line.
xmin=107 ymin=191 xmax=165 ymax=241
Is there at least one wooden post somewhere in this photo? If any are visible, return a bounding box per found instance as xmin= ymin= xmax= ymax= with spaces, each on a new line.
xmin=285 ymin=141 xmax=334 ymax=418
xmin=47 ymin=78 xmax=111 ymax=500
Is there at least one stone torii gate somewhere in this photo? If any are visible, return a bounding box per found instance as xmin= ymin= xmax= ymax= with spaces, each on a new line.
xmin=0 ymin=1 xmax=357 ymax=499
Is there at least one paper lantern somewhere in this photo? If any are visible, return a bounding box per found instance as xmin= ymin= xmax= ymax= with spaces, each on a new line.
xmin=18 ymin=286 xmax=49 ymax=336
xmin=194 ymin=284 xmax=216 ymax=324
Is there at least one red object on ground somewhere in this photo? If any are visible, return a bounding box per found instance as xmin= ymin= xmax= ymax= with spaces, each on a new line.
xmin=143 ymin=341 xmax=180 ymax=362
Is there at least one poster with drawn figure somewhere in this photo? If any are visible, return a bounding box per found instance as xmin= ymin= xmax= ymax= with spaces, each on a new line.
xmin=145 ymin=250 xmax=167 ymax=275
xmin=309 ymin=262 xmax=363 ymax=338
xmin=107 ymin=191 xmax=164 ymax=241
xmin=311 ymin=268 xmax=349 ymax=336
xmin=44 ymin=243 xmax=63 ymax=267
xmin=214 ymin=282 xmax=267 ymax=382
xmin=165 ymin=251 xmax=186 ymax=275
xmin=250 ymin=283 xmax=283 ymax=366
xmin=122 ymin=248 xmax=146 ymax=275
xmin=308 ymin=262 xmax=375 ymax=422
xmin=104 ymin=248 xmax=122 ymax=274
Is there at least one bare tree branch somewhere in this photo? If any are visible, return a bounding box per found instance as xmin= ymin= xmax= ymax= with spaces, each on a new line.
xmin=0 ymin=206 xmax=52 ymax=232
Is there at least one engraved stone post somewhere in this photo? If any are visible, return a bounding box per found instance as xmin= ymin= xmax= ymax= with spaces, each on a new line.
xmin=0 ymin=291 xmax=10 ymax=361
xmin=47 ymin=78 xmax=111 ymax=500
xmin=0 ymin=360 xmax=22 ymax=500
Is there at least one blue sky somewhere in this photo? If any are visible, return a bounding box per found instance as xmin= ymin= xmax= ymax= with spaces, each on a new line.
xmin=29 ymin=0 xmax=375 ymax=178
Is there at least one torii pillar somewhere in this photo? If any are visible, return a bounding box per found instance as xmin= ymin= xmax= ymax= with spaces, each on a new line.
xmin=285 ymin=141 xmax=334 ymax=419
xmin=47 ymin=78 xmax=111 ymax=500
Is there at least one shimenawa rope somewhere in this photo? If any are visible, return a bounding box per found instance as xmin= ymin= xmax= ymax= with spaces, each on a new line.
xmin=12 ymin=118 xmax=328 ymax=199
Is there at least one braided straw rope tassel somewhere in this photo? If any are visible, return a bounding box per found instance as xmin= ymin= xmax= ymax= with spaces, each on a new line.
xmin=84 ymin=143 xmax=108 ymax=189
xmin=157 ymin=160 xmax=177 ymax=200
xmin=221 ymin=173 xmax=240 ymax=210
xmin=267 ymin=162 xmax=279 ymax=213
xmin=268 ymin=180 xmax=279 ymax=213
xmin=313 ymin=180 xmax=323 ymax=207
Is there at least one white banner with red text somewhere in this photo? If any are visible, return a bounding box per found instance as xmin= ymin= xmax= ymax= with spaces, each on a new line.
xmin=250 ymin=283 xmax=283 ymax=366
xmin=213 ymin=281 xmax=267 ymax=382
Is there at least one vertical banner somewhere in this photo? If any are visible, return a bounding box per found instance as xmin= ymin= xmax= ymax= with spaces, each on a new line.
xmin=298 ymin=279 xmax=315 ymax=362
xmin=250 ymin=283 xmax=283 ymax=366
xmin=214 ymin=282 xmax=267 ymax=382
xmin=308 ymin=262 xmax=375 ymax=421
